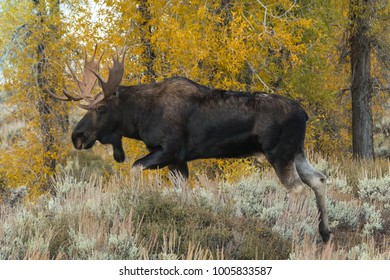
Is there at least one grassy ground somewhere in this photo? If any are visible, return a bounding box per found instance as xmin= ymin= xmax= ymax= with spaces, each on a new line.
xmin=0 ymin=152 xmax=389 ymax=260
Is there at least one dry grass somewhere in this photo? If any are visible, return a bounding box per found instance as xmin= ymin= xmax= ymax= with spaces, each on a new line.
xmin=0 ymin=168 xmax=290 ymax=260
xmin=0 ymin=153 xmax=389 ymax=260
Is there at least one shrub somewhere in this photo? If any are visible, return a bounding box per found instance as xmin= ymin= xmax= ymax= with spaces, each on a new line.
xmin=133 ymin=185 xmax=290 ymax=259
xmin=360 ymin=203 xmax=383 ymax=236
xmin=358 ymin=175 xmax=390 ymax=208
xmin=347 ymin=242 xmax=390 ymax=260
xmin=1 ymin=155 xmax=388 ymax=260
xmin=0 ymin=185 xmax=28 ymax=207
xmin=326 ymin=199 xmax=383 ymax=237
xmin=230 ymin=175 xmax=319 ymax=241
xmin=327 ymin=200 xmax=359 ymax=231
xmin=0 ymin=170 xmax=290 ymax=260
xmin=330 ymin=177 xmax=352 ymax=193
xmin=57 ymin=150 xmax=114 ymax=183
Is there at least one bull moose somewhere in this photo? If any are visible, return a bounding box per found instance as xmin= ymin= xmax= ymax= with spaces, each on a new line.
xmin=50 ymin=46 xmax=330 ymax=242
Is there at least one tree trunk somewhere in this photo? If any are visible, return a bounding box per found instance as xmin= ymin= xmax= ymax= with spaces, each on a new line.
xmin=349 ymin=0 xmax=374 ymax=159
xmin=36 ymin=43 xmax=57 ymax=173
xmin=138 ymin=0 xmax=156 ymax=82
xmin=34 ymin=0 xmax=61 ymax=190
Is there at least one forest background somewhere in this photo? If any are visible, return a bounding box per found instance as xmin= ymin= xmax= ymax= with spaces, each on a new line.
xmin=0 ymin=0 xmax=389 ymax=260
xmin=0 ymin=0 xmax=389 ymax=192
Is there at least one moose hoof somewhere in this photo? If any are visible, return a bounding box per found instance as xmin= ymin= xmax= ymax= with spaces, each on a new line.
xmin=320 ymin=229 xmax=331 ymax=243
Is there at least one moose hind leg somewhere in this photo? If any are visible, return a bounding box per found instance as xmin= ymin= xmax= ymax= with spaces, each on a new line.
xmin=295 ymin=152 xmax=330 ymax=243
xmin=271 ymin=160 xmax=306 ymax=195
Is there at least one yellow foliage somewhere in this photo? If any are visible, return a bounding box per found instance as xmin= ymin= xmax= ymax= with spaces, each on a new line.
xmin=1 ymin=0 xmax=388 ymax=196
xmin=0 ymin=0 xmax=74 ymax=196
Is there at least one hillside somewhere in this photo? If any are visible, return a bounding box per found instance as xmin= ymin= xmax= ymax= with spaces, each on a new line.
xmin=1 ymin=152 xmax=389 ymax=260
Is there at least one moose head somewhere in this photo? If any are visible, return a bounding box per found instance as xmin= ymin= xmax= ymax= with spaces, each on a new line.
xmin=50 ymin=46 xmax=127 ymax=162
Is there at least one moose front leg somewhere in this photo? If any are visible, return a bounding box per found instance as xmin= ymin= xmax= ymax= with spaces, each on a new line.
xmin=168 ymin=163 xmax=189 ymax=179
xmin=133 ymin=149 xmax=189 ymax=179
xmin=132 ymin=149 xmax=174 ymax=170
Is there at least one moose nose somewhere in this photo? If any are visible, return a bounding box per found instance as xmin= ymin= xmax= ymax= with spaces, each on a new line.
xmin=72 ymin=131 xmax=85 ymax=150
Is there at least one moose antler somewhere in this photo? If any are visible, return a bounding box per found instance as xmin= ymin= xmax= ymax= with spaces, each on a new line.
xmin=49 ymin=45 xmax=126 ymax=110
xmin=89 ymin=47 xmax=127 ymax=99
xmin=67 ymin=44 xmax=103 ymax=101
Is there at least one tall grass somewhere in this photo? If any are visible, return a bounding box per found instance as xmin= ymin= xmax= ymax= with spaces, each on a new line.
xmin=0 ymin=154 xmax=389 ymax=260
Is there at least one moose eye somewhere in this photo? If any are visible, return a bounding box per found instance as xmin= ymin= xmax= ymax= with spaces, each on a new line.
xmin=96 ymin=105 xmax=107 ymax=114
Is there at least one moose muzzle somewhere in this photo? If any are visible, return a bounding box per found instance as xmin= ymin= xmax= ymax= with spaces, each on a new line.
xmin=72 ymin=131 xmax=96 ymax=150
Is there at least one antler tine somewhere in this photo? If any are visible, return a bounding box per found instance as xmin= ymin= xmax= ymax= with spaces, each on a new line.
xmin=89 ymin=47 xmax=126 ymax=99
xmin=65 ymin=61 xmax=88 ymax=99
xmin=74 ymin=92 xmax=105 ymax=110
xmin=48 ymin=88 xmax=83 ymax=102
xmin=48 ymin=89 xmax=72 ymax=101
xmin=63 ymin=89 xmax=83 ymax=101
xmin=121 ymin=46 xmax=128 ymax=63
xmin=81 ymin=45 xmax=104 ymax=99
xmin=84 ymin=44 xmax=98 ymax=62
